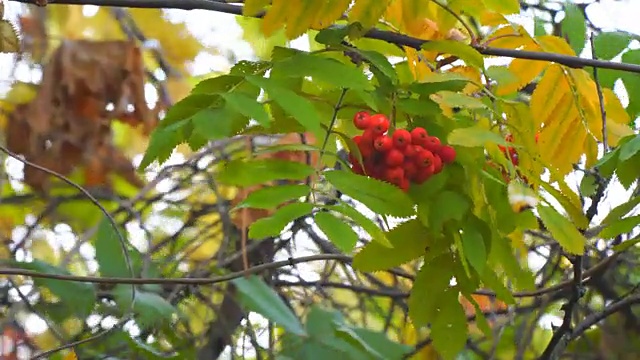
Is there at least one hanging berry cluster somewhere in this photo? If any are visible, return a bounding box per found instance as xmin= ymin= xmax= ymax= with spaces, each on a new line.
xmin=498 ymin=132 xmax=540 ymax=166
xmin=348 ymin=111 xmax=456 ymax=192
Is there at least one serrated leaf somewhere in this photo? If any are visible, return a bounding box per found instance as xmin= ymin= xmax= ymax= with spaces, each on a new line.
xmin=160 ymin=94 xmax=221 ymax=128
xmin=275 ymin=52 xmax=371 ymax=90
xmin=348 ymin=0 xmax=391 ymax=30
xmin=537 ymin=205 xmax=586 ymax=254
xmin=15 ymin=260 xmax=96 ymax=317
xmin=429 ymin=191 xmax=470 ymax=231
xmin=218 ymin=158 xmax=315 ymax=187
xmin=113 ymin=285 xmax=176 ymax=329
xmin=408 ymin=255 xmax=453 ymax=327
xmin=619 ymin=135 xmax=640 ymax=162
xmin=593 ymin=31 xmax=632 ymax=60
xmin=599 ymin=215 xmax=640 ymax=240
xmin=236 ymin=184 xmax=310 ymax=210
xmin=561 ymin=3 xmax=587 ymax=56
xmin=192 ymin=106 xmax=245 ymax=141
xmin=409 ymin=73 xmax=471 ymax=96
xmin=612 ymin=235 xmax=640 ymax=253
xmin=353 ymin=219 xmax=429 ymax=272
xmin=246 ymin=75 xmax=323 ymax=134
xmin=314 ymin=211 xmax=360 ymax=253
xmin=602 ymin=196 xmax=640 ymax=226
xmin=357 ymin=49 xmax=398 ymax=84
xmin=579 ymin=173 xmax=598 ymax=197
xmin=249 ymin=202 xmax=314 ymax=239
xmin=222 ymin=92 xmax=271 ymax=128
xmin=233 ymin=275 xmax=307 ymax=336
xmin=461 ymin=225 xmax=486 ymax=275
xmin=448 ymin=126 xmax=508 ymax=147
xmin=430 ymin=289 xmax=468 ymax=360
xmin=324 ymin=170 xmax=415 ymax=217
xmin=422 ymin=40 xmax=484 ymax=69
xmin=138 ymin=127 xmax=182 ymax=169
xmin=0 ymin=20 xmax=20 ymax=54
xmin=327 ymin=203 xmax=392 ymax=248
xmin=432 ymin=91 xmax=486 ymax=109
xmin=346 ymin=328 xmax=412 ymax=359
xmin=243 ymin=0 xmax=270 ymax=16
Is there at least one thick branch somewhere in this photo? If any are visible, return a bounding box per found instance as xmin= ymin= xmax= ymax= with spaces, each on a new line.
xmin=9 ymin=0 xmax=640 ymax=74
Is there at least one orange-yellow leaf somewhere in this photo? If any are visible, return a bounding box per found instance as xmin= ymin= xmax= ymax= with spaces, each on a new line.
xmin=496 ymin=44 xmax=548 ymax=96
xmin=348 ymin=0 xmax=392 ymax=30
xmin=482 ymin=0 xmax=520 ymax=15
xmin=537 ymin=35 xmax=576 ymax=56
xmin=243 ymin=0 xmax=270 ymax=16
xmin=530 ymin=65 xmax=567 ymax=128
xmin=405 ymin=47 xmax=434 ymax=81
xmin=448 ymin=65 xmax=481 ymax=94
xmin=485 ymin=24 xmax=534 ymax=49
xmin=401 ymin=0 xmax=433 ymax=36
xmin=261 ymin=0 xmax=288 ymax=37
xmin=479 ymin=11 xmax=509 ymax=27
xmin=285 ymin=0 xmax=324 ymax=39
xmin=310 ymin=0 xmax=351 ymax=30
xmin=603 ymin=88 xmax=634 ymax=145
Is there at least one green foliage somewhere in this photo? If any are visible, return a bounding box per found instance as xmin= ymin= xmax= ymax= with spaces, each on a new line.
xmin=248 ymin=202 xmax=315 ymax=239
xmin=236 ymin=184 xmax=310 ymax=210
xmin=538 ymin=205 xmax=586 ymax=254
xmin=314 ymin=211 xmax=360 ymax=253
xmin=561 ymin=3 xmax=586 ymax=56
xmin=113 ymin=285 xmax=178 ymax=330
xmin=218 ymin=158 xmax=315 ymax=187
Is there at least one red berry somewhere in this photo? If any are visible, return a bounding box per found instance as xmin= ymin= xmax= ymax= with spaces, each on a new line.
xmin=385 ymin=167 xmax=405 ymax=184
xmin=353 ymin=111 xmax=371 ymax=130
xmin=351 ymin=163 xmax=364 ymax=175
xmin=399 ymin=178 xmax=410 ymax=192
xmin=510 ymin=152 xmax=519 ymax=166
xmin=404 ymin=145 xmax=420 ymax=159
xmin=348 ymin=153 xmax=358 ymax=164
xmin=404 ymin=161 xmax=418 ymax=180
xmin=415 ymin=167 xmax=434 ymax=184
xmin=373 ymin=136 xmax=393 ymax=153
xmin=392 ymin=129 xmax=412 ymax=150
xmin=423 ymin=136 xmax=441 ymax=153
xmin=385 ymin=149 xmax=404 ymax=167
xmin=357 ymin=140 xmax=375 ymax=158
xmin=410 ymin=127 xmax=429 ymax=146
xmin=432 ymin=155 xmax=443 ymax=174
xmin=353 ymin=135 xmax=363 ymax=145
xmin=498 ymin=144 xmax=507 ymax=153
xmin=369 ymin=114 xmax=390 ymax=135
xmin=439 ymin=145 xmax=456 ymax=164
xmin=535 ymin=132 xmax=540 ymax=143
xmin=361 ymin=129 xmax=377 ymax=145
xmin=415 ymin=150 xmax=435 ymax=168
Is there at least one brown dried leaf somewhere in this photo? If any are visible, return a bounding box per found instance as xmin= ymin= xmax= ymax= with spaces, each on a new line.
xmin=0 ymin=19 xmax=20 ymax=54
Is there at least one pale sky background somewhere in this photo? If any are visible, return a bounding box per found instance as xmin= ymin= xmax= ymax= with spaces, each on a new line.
xmin=1 ymin=0 xmax=640 ymax=358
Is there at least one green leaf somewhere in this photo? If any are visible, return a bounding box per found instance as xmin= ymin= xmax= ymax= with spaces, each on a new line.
xmin=334 ymin=324 xmax=386 ymax=360
xmin=616 ymin=151 xmax=640 ymax=190
xmin=618 ymin=135 xmax=640 ymax=161
xmin=217 ymin=158 xmax=315 ymax=187
xmin=480 ymin=267 xmax=516 ymax=305
xmin=236 ymin=184 xmax=310 ymax=210
xmin=191 ymin=75 xmax=247 ymax=95
xmin=448 ymin=126 xmax=508 ymax=147
xmin=612 ymin=235 xmax=640 ymax=253
xmin=347 ymin=328 xmax=412 ymax=359
xmin=327 ymin=203 xmax=391 ymax=248
xmin=192 ymin=107 xmax=246 ymax=141
xmin=314 ymin=211 xmax=360 ymax=253
xmin=593 ymin=31 xmax=632 ymax=60
xmin=113 ymin=285 xmax=176 ymax=329
xmin=599 ymin=215 xmax=640 ymax=240
xmin=429 ymin=191 xmax=470 ymax=231
xmin=537 ymin=205 xmax=586 ymax=254
xmin=408 ymin=255 xmax=453 ymax=327
xmin=432 ymin=91 xmax=487 ymax=109
xmin=466 ymin=295 xmax=493 ymax=338
xmin=561 ymin=3 xmax=587 ymax=56
xmin=353 ymin=219 xmax=429 ymax=272
xmin=430 ymin=289 xmax=468 ymax=360
xmin=461 ymin=224 xmax=487 ymax=275
xmin=357 ymin=49 xmax=398 ymax=84
xmin=15 ymin=260 xmax=97 ymax=318
xmin=409 ymin=73 xmax=470 ymax=95
xmin=246 ymin=75 xmax=323 ymax=134
xmin=324 ymin=170 xmax=415 ymax=217
xmin=233 ymin=275 xmax=307 ymax=336
xmin=314 ymin=25 xmax=350 ymax=46
xmin=602 ymin=196 xmax=640 ymax=226
xmin=160 ymin=94 xmax=221 ymax=128
xmin=579 ymin=173 xmax=598 ymax=197
xmin=397 ymin=97 xmax=440 ymax=116
xmin=222 ymin=92 xmax=271 ymax=128
xmin=274 ymin=52 xmax=372 ymax=90
xmin=138 ymin=127 xmax=182 ymax=169
xmin=94 ymin=216 xmax=132 ymax=278
xmin=422 ymin=40 xmax=484 ymax=69
xmin=249 ymin=202 xmax=315 ymax=239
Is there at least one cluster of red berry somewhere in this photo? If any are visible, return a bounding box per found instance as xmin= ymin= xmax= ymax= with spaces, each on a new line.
xmin=498 ymin=133 xmax=540 ymax=166
xmin=348 ymin=111 xmax=456 ymax=192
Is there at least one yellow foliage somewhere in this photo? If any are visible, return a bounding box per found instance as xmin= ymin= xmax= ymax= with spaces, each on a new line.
xmin=348 ymin=0 xmax=393 ymax=31
xmin=310 ymin=0 xmax=351 ymax=30
xmin=448 ymin=65 xmax=482 ymax=94
xmin=285 ymin=0 xmax=326 ymax=39
xmin=495 ymin=43 xmax=549 ymax=96
xmin=485 ymin=24 xmax=534 ymax=49
xmin=537 ymin=35 xmax=576 ymax=56
xmin=30 ymin=237 xmax=59 ymax=265
xmin=243 ymin=0 xmax=271 ymax=16
xmin=32 ymin=330 xmax=61 ymax=350
xmin=61 ymin=317 xmax=83 ymax=337
xmin=261 ymin=0 xmax=289 ymax=37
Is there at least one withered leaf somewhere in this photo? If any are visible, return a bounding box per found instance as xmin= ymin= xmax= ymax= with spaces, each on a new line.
xmin=0 ymin=19 xmax=20 ymax=54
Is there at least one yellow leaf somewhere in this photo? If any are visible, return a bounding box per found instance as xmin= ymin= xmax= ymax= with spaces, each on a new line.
xmin=482 ymin=0 xmax=520 ymax=15
xmin=479 ymin=10 xmax=509 ymax=27
xmin=405 ymin=47 xmax=433 ymax=81
xmin=448 ymin=65 xmax=481 ymax=94
xmin=62 ymin=318 xmax=83 ymax=337
xmin=537 ymin=35 xmax=576 ymax=56
xmin=485 ymin=24 xmax=534 ymax=49
xmin=243 ymin=0 xmax=270 ymax=16
xmin=261 ymin=0 xmax=288 ymax=37
xmin=285 ymin=0 xmax=325 ymax=39
xmin=348 ymin=0 xmax=392 ymax=30
xmin=63 ymin=350 xmax=78 ymax=360
xmin=529 ymin=65 xmax=568 ymax=128
xmin=496 ymin=45 xmax=549 ymax=96
xmin=603 ymin=89 xmax=634 ymax=146
xmin=401 ymin=0 xmax=432 ymax=36
xmin=310 ymin=0 xmax=351 ymax=30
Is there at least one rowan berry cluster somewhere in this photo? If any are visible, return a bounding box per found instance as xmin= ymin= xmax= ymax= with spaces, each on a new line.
xmin=348 ymin=111 xmax=456 ymax=192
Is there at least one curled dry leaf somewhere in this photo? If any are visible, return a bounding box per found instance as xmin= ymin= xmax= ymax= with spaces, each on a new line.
xmin=0 ymin=19 xmax=20 ymax=54
xmin=6 ymin=40 xmax=158 ymax=193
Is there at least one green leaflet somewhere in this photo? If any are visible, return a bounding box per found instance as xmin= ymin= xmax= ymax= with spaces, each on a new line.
xmin=324 ymin=170 xmax=415 ymax=217
xmin=538 ymin=204 xmax=586 ymax=255
xmin=236 ymin=184 xmax=311 ymax=210
xmin=249 ymin=202 xmax=315 ymax=239
xmin=217 ymin=158 xmax=315 ymax=187
xmin=314 ymin=211 xmax=360 ymax=253
xmin=561 ymin=3 xmax=586 ymax=56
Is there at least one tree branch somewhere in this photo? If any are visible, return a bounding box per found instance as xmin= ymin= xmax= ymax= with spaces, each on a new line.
xmin=9 ymin=0 xmax=640 ymax=74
